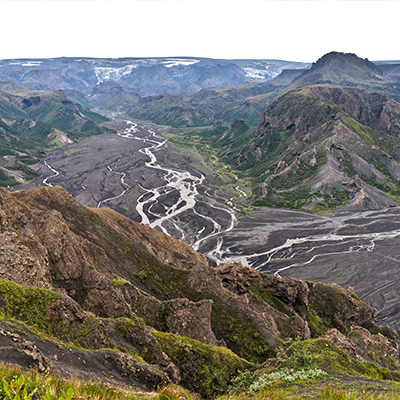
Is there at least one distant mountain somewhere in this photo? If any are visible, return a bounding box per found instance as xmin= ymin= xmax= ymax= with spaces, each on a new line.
xmin=128 ymin=52 xmax=400 ymax=127
xmin=128 ymin=71 xmax=302 ymax=126
xmin=377 ymin=62 xmax=400 ymax=81
xmin=0 ymin=82 xmax=114 ymax=187
xmin=86 ymin=79 xmax=140 ymax=112
xmin=289 ymin=52 xmax=400 ymax=101
xmin=0 ymin=57 xmax=310 ymax=97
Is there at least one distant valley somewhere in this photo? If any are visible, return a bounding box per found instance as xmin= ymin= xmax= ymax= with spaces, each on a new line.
xmin=4 ymin=51 xmax=400 ymax=333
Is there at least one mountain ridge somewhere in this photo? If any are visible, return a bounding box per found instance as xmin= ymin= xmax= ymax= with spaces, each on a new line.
xmin=127 ymin=52 xmax=400 ymax=127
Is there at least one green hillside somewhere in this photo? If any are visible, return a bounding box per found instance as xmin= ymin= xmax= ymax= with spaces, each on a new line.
xmin=0 ymin=83 xmax=114 ymax=187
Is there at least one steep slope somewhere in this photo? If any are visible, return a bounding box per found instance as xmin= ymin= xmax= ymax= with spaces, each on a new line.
xmin=0 ymin=185 xmax=399 ymax=397
xmin=0 ymin=83 xmax=114 ymax=187
xmin=192 ymin=85 xmax=400 ymax=212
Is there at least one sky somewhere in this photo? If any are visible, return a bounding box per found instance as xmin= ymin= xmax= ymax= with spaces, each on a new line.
xmin=0 ymin=1 xmax=399 ymax=63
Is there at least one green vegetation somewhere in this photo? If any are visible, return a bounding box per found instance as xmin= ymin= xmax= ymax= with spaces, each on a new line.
xmin=211 ymin=299 xmax=274 ymax=364
xmin=153 ymin=331 xmax=253 ymax=398
xmin=0 ymin=364 xmax=196 ymax=400
xmin=111 ymin=276 xmax=131 ymax=286
xmin=219 ymin=337 xmax=400 ymax=399
xmin=254 ymin=186 xmax=313 ymax=209
xmin=249 ymin=286 xmax=289 ymax=316
xmin=132 ymin=250 xmax=193 ymax=300
xmin=248 ymin=367 xmax=327 ymax=392
xmin=269 ymin=152 xmax=327 ymax=190
xmin=0 ymin=280 xmax=59 ymax=331
xmin=313 ymin=187 xmax=349 ymax=211
xmin=0 ymin=86 xmax=115 ymax=188
xmin=64 ymin=147 xmax=88 ymax=155
xmin=0 ymin=169 xmax=18 ymax=187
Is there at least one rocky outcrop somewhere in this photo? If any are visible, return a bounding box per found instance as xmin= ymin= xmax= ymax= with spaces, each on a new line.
xmin=0 ymin=185 xmax=394 ymax=394
xmin=324 ymin=325 xmax=400 ymax=369
xmin=308 ymin=282 xmax=377 ymax=333
xmin=164 ymin=298 xmax=222 ymax=347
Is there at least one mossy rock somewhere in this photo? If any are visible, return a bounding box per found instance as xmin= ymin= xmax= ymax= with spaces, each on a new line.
xmin=302 ymin=338 xmax=398 ymax=382
xmin=153 ymin=331 xmax=254 ymax=398
xmin=211 ymin=299 xmax=274 ymax=364
xmin=0 ymin=279 xmax=59 ymax=331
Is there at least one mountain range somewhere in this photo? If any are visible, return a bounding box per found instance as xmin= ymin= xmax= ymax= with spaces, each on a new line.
xmin=128 ymin=52 xmax=400 ymax=127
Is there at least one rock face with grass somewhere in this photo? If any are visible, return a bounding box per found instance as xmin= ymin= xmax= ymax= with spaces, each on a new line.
xmin=0 ymin=185 xmax=399 ymax=396
xmin=209 ymin=85 xmax=400 ymax=212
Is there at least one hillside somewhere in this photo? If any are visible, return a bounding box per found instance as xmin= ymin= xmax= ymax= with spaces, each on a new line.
xmin=182 ymin=85 xmax=400 ymax=212
xmin=1 ymin=185 xmax=400 ymax=398
xmin=0 ymin=82 xmax=114 ymax=187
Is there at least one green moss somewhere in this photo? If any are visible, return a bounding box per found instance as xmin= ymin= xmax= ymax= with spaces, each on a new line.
xmin=47 ymin=310 xmax=108 ymax=349
xmin=249 ymin=286 xmax=289 ymax=316
xmin=306 ymin=307 xmax=329 ymax=338
xmin=0 ymin=279 xmax=59 ymax=331
xmin=111 ymin=276 xmax=131 ymax=286
xmin=211 ymin=299 xmax=274 ymax=364
xmin=153 ymin=331 xmax=254 ymax=398
xmin=136 ymin=257 xmax=193 ymax=300
xmin=302 ymin=339 xmax=397 ymax=381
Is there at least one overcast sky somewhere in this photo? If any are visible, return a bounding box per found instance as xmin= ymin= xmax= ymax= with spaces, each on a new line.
xmin=1 ymin=1 xmax=399 ymax=63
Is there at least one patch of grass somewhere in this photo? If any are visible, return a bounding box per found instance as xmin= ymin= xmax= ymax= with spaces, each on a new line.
xmin=111 ymin=276 xmax=131 ymax=286
xmin=153 ymin=331 xmax=254 ymax=398
xmin=302 ymin=339 xmax=397 ymax=381
xmin=312 ymin=187 xmax=349 ymax=211
xmin=64 ymin=147 xmax=88 ymax=155
xmin=0 ymin=280 xmax=59 ymax=331
xmin=254 ymin=186 xmax=313 ymax=210
xmin=0 ymin=363 xmax=183 ymax=400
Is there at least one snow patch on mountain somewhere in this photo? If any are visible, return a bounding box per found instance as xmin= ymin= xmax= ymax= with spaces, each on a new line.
xmin=94 ymin=64 xmax=138 ymax=83
xmin=162 ymin=59 xmax=200 ymax=68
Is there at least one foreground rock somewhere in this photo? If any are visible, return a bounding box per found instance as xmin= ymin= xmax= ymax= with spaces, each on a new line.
xmin=0 ymin=185 xmax=399 ymax=397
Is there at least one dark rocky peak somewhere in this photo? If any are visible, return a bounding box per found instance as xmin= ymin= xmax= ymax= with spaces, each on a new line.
xmin=291 ymin=51 xmax=396 ymax=89
xmin=257 ymin=85 xmax=400 ymax=139
xmin=312 ymin=52 xmax=378 ymax=71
